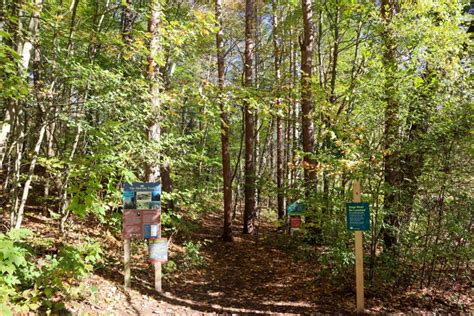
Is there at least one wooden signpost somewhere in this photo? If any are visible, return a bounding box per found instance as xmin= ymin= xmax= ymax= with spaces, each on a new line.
xmin=124 ymin=238 xmax=131 ymax=288
xmin=347 ymin=181 xmax=370 ymax=312
xmin=122 ymin=182 xmax=167 ymax=292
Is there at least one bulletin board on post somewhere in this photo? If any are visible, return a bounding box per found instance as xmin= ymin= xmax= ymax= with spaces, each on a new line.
xmin=122 ymin=182 xmax=168 ymax=292
xmin=123 ymin=182 xmax=162 ymax=239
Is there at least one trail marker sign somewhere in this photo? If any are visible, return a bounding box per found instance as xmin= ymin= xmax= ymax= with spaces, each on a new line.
xmin=349 ymin=181 xmax=366 ymax=312
xmin=123 ymin=182 xmax=165 ymax=292
xmin=346 ymin=202 xmax=370 ymax=231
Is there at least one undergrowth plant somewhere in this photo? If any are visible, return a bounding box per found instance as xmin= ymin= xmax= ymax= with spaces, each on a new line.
xmin=0 ymin=229 xmax=103 ymax=314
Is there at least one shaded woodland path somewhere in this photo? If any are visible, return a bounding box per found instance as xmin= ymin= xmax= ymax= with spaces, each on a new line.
xmin=15 ymin=210 xmax=472 ymax=314
xmin=74 ymin=210 xmax=355 ymax=314
xmin=162 ymin=212 xmax=336 ymax=314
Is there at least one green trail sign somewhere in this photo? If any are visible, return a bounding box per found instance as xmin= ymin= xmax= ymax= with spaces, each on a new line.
xmin=346 ymin=202 xmax=370 ymax=231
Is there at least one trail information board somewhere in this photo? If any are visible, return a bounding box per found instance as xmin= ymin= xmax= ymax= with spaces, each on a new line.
xmin=346 ymin=202 xmax=370 ymax=231
xmin=123 ymin=182 xmax=165 ymax=292
xmin=123 ymin=182 xmax=161 ymax=239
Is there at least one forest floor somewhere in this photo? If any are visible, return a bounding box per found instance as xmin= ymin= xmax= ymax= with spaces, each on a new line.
xmin=16 ymin=210 xmax=473 ymax=315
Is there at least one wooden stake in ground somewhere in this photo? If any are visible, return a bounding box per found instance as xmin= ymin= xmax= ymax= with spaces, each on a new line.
xmin=124 ymin=238 xmax=131 ymax=288
xmin=154 ymin=262 xmax=162 ymax=292
xmin=155 ymin=229 xmax=162 ymax=292
xmin=352 ymin=180 xmax=364 ymax=312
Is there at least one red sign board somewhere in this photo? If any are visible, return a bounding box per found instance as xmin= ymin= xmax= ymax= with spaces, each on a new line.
xmin=123 ymin=209 xmax=160 ymax=239
xmin=290 ymin=216 xmax=302 ymax=228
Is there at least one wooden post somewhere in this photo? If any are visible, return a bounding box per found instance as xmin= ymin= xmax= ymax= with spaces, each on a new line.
xmin=124 ymin=238 xmax=131 ymax=288
xmin=155 ymin=225 xmax=163 ymax=292
xmin=353 ymin=181 xmax=364 ymax=312
xmin=154 ymin=262 xmax=162 ymax=292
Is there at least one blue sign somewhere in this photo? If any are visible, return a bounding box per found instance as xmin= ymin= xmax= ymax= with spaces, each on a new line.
xmin=124 ymin=182 xmax=161 ymax=193
xmin=123 ymin=182 xmax=161 ymax=210
xmin=123 ymin=191 xmax=135 ymax=209
xmin=143 ymin=224 xmax=159 ymax=239
xmin=346 ymin=202 xmax=370 ymax=231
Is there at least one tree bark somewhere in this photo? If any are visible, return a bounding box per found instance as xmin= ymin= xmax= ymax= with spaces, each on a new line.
xmin=272 ymin=0 xmax=284 ymax=220
xmin=243 ymin=0 xmax=256 ymax=234
xmin=0 ymin=0 xmax=25 ymax=169
xmin=300 ymin=0 xmax=317 ymax=194
xmin=322 ymin=2 xmax=340 ymax=215
xmin=289 ymin=30 xmax=298 ymax=189
xmin=329 ymin=3 xmax=339 ymax=105
xmin=0 ymin=104 xmax=14 ymax=167
xmin=59 ymin=124 xmax=81 ymax=232
xmin=44 ymin=0 xmax=79 ymax=202
xmin=158 ymin=27 xmax=175 ymax=213
xmin=381 ymin=0 xmax=401 ymax=250
xmin=216 ymin=0 xmax=233 ymax=242
xmin=8 ymin=0 xmax=43 ymax=229
xmin=13 ymin=123 xmax=46 ymax=228
xmin=254 ymin=2 xmax=260 ymax=213
xmin=0 ymin=0 xmax=7 ymax=169
xmin=122 ymin=0 xmax=133 ymax=46
xmin=145 ymin=0 xmax=161 ymax=183
xmin=67 ymin=0 xmax=80 ymax=55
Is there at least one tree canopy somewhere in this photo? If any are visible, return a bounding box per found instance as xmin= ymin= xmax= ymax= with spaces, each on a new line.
xmin=0 ymin=0 xmax=472 ymax=313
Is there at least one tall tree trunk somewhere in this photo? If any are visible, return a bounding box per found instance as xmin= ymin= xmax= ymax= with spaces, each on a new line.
xmin=329 ymin=3 xmax=339 ymax=105
xmin=0 ymin=103 xmax=14 ymax=168
xmin=300 ymin=0 xmax=317 ymax=194
xmin=160 ymin=161 xmax=173 ymax=211
xmin=215 ymin=0 xmax=233 ymax=242
xmin=15 ymin=30 xmax=44 ymax=226
xmin=289 ymin=31 xmax=298 ymax=189
xmin=316 ymin=3 xmax=324 ymax=87
xmin=159 ymin=25 xmax=175 ymax=212
xmin=254 ymin=2 xmax=260 ymax=213
xmin=243 ymin=0 xmax=256 ymax=234
xmin=1 ymin=0 xmax=24 ymax=182
xmin=381 ymin=0 xmax=401 ymax=250
xmin=122 ymin=0 xmax=133 ymax=46
xmin=13 ymin=123 xmax=46 ymax=228
xmin=145 ymin=0 xmax=161 ymax=183
xmin=8 ymin=0 xmax=43 ymax=229
xmin=20 ymin=0 xmax=42 ymax=72
xmin=59 ymin=124 xmax=81 ymax=232
xmin=67 ymin=0 xmax=80 ymax=54
xmin=45 ymin=0 xmax=79 ymax=201
xmin=272 ymin=0 xmax=284 ymax=220
xmin=322 ymin=2 xmax=340 ymax=215
xmin=57 ymin=0 xmax=85 ymax=230
xmin=284 ymin=31 xmax=292 ymax=192
xmin=0 ymin=0 xmax=8 ymax=168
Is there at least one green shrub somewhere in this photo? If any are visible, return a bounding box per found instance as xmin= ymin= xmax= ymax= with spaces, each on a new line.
xmin=163 ymin=260 xmax=177 ymax=274
xmin=320 ymin=243 xmax=355 ymax=288
xmin=35 ymin=240 xmax=103 ymax=309
xmin=0 ymin=229 xmax=40 ymax=313
xmin=182 ymin=241 xmax=205 ymax=269
xmin=0 ymin=229 xmax=103 ymax=313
